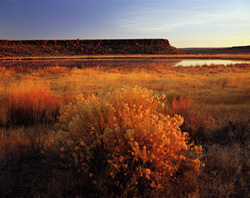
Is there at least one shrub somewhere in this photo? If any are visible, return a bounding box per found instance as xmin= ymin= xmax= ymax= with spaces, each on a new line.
xmin=39 ymin=66 xmax=70 ymax=74
xmin=165 ymin=96 xmax=211 ymax=144
xmin=44 ymin=86 xmax=203 ymax=197
xmin=208 ymin=114 xmax=250 ymax=146
xmin=200 ymin=144 xmax=250 ymax=198
xmin=3 ymin=82 xmax=62 ymax=126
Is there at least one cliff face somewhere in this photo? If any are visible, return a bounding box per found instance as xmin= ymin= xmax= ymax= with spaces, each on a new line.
xmin=0 ymin=39 xmax=185 ymax=57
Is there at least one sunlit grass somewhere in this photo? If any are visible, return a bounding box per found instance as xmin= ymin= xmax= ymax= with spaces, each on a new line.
xmin=1 ymin=63 xmax=249 ymax=128
xmin=1 ymin=63 xmax=249 ymax=114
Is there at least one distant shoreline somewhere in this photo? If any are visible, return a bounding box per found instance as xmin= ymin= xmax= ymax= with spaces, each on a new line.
xmin=180 ymin=45 xmax=250 ymax=54
xmin=1 ymin=54 xmax=250 ymax=61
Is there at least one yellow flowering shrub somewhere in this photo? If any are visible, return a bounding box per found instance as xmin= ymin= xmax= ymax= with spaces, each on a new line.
xmin=44 ymin=86 xmax=203 ymax=197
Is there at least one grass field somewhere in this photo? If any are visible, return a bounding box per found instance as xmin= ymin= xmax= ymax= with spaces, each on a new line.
xmin=0 ymin=57 xmax=249 ymax=197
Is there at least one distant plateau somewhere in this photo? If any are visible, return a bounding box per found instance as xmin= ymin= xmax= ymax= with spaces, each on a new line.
xmin=0 ymin=39 xmax=185 ymax=57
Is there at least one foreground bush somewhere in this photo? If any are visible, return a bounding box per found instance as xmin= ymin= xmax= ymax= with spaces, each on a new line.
xmin=44 ymin=86 xmax=203 ymax=197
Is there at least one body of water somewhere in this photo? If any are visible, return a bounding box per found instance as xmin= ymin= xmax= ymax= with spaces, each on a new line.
xmin=175 ymin=59 xmax=250 ymax=66
xmin=1 ymin=59 xmax=250 ymax=68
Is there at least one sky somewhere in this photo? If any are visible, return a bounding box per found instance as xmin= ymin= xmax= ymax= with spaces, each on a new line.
xmin=0 ymin=0 xmax=250 ymax=47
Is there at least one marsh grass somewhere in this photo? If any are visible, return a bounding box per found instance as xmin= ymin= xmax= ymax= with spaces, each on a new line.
xmin=1 ymin=82 xmax=61 ymax=126
xmin=0 ymin=62 xmax=249 ymax=197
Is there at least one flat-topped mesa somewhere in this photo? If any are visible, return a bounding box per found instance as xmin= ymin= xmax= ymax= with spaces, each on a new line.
xmin=0 ymin=39 xmax=185 ymax=57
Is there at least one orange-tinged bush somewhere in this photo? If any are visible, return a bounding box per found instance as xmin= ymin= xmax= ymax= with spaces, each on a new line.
xmin=44 ymin=86 xmax=203 ymax=197
xmin=0 ymin=66 xmax=6 ymax=73
xmin=38 ymin=66 xmax=70 ymax=74
xmin=165 ymin=96 xmax=211 ymax=144
xmin=3 ymin=82 xmax=63 ymax=126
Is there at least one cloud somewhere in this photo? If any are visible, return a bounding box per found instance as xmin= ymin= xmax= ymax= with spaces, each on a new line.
xmin=112 ymin=3 xmax=250 ymax=33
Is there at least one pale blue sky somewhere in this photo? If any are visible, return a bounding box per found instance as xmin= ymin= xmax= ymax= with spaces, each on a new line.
xmin=0 ymin=0 xmax=250 ymax=47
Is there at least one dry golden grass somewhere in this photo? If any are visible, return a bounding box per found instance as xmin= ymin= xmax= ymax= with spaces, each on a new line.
xmin=1 ymin=63 xmax=249 ymax=125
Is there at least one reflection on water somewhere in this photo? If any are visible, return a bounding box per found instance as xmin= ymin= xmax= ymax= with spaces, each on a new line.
xmin=0 ymin=59 xmax=181 ymax=68
xmin=175 ymin=59 xmax=250 ymax=66
xmin=0 ymin=59 xmax=250 ymax=68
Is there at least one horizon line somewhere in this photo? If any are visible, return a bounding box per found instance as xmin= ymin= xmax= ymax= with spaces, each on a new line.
xmin=1 ymin=38 xmax=249 ymax=49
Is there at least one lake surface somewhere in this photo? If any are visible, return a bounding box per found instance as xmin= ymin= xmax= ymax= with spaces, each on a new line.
xmin=1 ymin=59 xmax=250 ymax=68
xmin=175 ymin=59 xmax=250 ymax=66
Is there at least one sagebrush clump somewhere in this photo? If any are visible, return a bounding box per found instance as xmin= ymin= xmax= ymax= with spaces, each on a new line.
xmin=44 ymin=86 xmax=203 ymax=197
